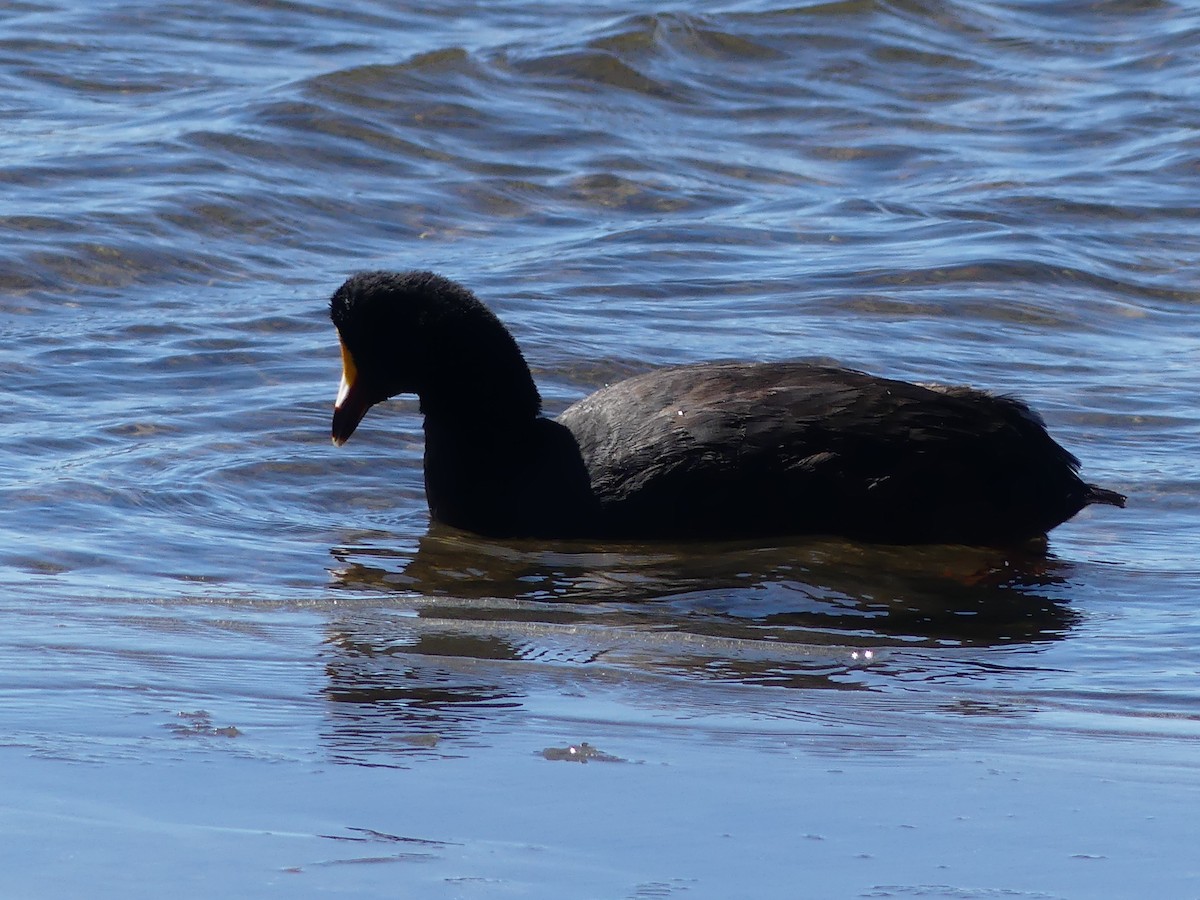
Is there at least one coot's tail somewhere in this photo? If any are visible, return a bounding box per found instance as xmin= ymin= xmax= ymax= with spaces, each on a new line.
xmin=1085 ymin=484 xmax=1127 ymax=508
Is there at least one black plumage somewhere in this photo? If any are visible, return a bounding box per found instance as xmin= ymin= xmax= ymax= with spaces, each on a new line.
xmin=329 ymin=270 xmax=1124 ymax=544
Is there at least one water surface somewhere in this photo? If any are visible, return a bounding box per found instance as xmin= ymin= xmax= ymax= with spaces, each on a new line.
xmin=1 ymin=1 xmax=1198 ymax=897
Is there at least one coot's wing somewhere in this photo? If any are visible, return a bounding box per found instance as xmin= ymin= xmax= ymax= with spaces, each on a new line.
xmin=556 ymin=362 xmax=1087 ymax=542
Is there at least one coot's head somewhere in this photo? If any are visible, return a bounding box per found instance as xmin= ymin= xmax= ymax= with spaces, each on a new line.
xmin=329 ymin=271 xmax=541 ymax=445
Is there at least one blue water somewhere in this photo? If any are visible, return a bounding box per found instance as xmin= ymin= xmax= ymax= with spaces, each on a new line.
xmin=1 ymin=1 xmax=1198 ymax=897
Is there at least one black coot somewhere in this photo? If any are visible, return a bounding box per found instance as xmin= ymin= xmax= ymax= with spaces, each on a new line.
xmin=329 ymin=270 xmax=1124 ymax=544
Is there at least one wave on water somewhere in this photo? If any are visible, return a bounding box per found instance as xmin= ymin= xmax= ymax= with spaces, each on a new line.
xmin=0 ymin=1 xmax=1196 ymax=764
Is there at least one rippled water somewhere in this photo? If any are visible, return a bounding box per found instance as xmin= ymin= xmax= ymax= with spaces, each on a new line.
xmin=2 ymin=1 xmax=1198 ymax=897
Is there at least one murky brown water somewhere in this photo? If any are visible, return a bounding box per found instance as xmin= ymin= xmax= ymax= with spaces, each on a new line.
xmin=1 ymin=1 xmax=1198 ymax=897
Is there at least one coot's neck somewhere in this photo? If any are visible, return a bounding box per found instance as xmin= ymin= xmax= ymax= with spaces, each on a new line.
xmin=410 ymin=309 xmax=594 ymax=537
xmin=411 ymin=308 xmax=543 ymax=428
xmin=422 ymin=411 xmax=598 ymax=539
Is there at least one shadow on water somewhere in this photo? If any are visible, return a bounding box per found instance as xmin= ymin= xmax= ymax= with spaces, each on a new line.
xmin=317 ymin=527 xmax=1081 ymax=764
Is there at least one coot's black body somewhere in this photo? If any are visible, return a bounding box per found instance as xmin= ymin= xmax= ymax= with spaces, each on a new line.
xmin=329 ymin=270 xmax=1124 ymax=544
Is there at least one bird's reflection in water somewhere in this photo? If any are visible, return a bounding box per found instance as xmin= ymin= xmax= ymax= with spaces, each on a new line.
xmin=321 ymin=628 xmax=524 ymax=767
xmin=318 ymin=527 xmax=1082 ymax=764
xmin=332 ymin=525 xmax=1079 ymax=640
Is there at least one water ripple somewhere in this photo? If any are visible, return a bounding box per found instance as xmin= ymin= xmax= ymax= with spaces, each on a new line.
xmin=0 ymin=0 xmax=1196 ymax=765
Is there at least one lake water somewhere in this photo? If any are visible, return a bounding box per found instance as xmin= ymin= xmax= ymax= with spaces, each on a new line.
xmin=1 ymin=0 xmax=1198 ymax=897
